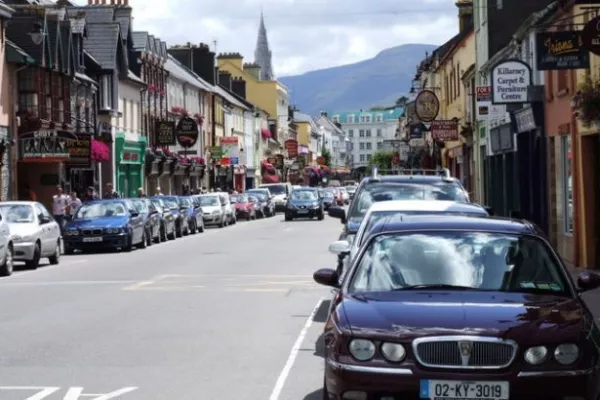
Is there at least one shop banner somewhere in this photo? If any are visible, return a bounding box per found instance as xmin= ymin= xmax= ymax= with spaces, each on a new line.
xmin=430 ymin=120 xmax=459 ymax=141
xmin=220 ymin=136 xmax=240 ymax=165
xmin=155 ymin=121 xmax=176 ymax=146
xmin=19 ymin=129 xmax=75 ymax=162
xmin=66 ymin=133 xmax=92 ymax=166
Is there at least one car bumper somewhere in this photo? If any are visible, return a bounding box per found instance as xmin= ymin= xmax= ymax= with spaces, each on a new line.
xmin=236 ymin=210 xmax=250 ymax=218
xmin=324 ymin=359 xmax=595 ymax=400
xmin=203 ymin=215 xmax=223 ymax=225
xmin=13 ymin=241 xmax=36 ymax=260
xmin=64 ymin=233 xmax=129 ymax=249
xmin=286 ymin=208 xmax=321 ymax=218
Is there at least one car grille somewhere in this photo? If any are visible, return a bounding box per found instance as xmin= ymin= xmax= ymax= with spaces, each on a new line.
xmin=413 ymin=336 xmax=517 ymax=369
xmin=82 ymin=229 xmax=103 ymax=236
xmin=299 ymin=205 xmax=306 ymax=209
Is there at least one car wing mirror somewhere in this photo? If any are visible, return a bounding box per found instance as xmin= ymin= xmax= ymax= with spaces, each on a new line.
xmin=577 ymin=271 xmax=600 ymax=292
xmin=313 ymin=268 xmax=340 ymax=288
xmin=328 ymin=206 xmax=346 ymax=223
xmin=130 ymin=211 xmax=139 ymax=217
xmin=329 ymin=240 xmax=350 ymax=255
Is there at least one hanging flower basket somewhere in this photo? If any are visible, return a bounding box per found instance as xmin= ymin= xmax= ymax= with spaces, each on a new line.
xmin=160 ymin=89 xmax=166 ymax=96
xmin=170 ymin=106 xmax=188 ymax=116
xmin=148 ymin=84 xmax=157 ymax=93
xmin=190 ymin=156 xmax=205 ymax=165
xmin=193 ymin=113 xmax=205 ymax=125
xmin=574 ymin=76 xmax=600 ymax=127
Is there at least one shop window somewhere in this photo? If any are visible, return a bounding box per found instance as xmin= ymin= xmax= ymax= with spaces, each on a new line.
xmin=376 ymin=128 xmax=382 ymax=137
xmin=18 ymin=69 xmax=38 ymax=117
xmin=561 ymin=135 xmax=573 ymax=234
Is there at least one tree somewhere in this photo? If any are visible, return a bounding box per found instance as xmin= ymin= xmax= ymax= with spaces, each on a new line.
xmin=371 ymin=151 xmax=394 ymax=171
xmin=321 ymin=147 xmax=332 ymax=167
xmin=395 ymin=96 xmax=409 ymax=106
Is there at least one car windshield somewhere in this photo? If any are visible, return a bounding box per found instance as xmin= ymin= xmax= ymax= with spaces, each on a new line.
xmin=132 ymin=200 xmax=149 ymax=213
xmin=323 ymin=190 xmax=335 ymax=198
xmin=0 ymin=204 xmax=35 ymax=223
xmin=248 ymin=192 xmax=267 ymax=200
xmin=349 ymin=182 xmax=468 ymax=221
xmin=348 ymin=232 xmax=569 ymax=296
xmin=291 ymin=190 xmax=317 ymax=200
xmin=158 ymin=197 xmax=179 ymax=209
xmin=262 ymin=185 xmax=285 ymax=195
xmin=179 ymin=198 xmax=191 ymax=207
xmin=345 ymin=186 xmax=356 ymax=192
xmin=75 ymin=201 xmax=128 ymax=219
xmin=359 ymin=210 xmax=487 ymax=246
xmin=200 ymin=196 xmax=220 ymax=206
xmin=232 ymin=195 xmax=248 ymax=203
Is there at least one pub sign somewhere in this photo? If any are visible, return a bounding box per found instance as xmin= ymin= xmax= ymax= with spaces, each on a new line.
xmin=66 ymin=133 xmax=92 ymax=166
xmin=175 ymin=116 xmax=199 ymax=148
xmin=414 ymin=90 xmax=439 ymax=122
xmin=19 ymin=130 xmax=75 ymax=162
xmin=155 ymin=121 xmax=176 ymax=146
xmin=582 ymin=16 xmax=600 ymax=56
xmin=535 ymin=31 xmax=590 ymax=70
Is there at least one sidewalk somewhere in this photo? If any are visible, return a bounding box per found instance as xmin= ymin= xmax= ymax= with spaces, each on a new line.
xmin=568 ymin=266 xmax=600 ymax=317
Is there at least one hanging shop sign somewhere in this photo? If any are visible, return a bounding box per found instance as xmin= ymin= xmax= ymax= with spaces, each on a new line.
xmin=414 ymin=90 xmax=439 ymax=122
xmin=491 ymin=59 xmax=532 ymax=104
xmin=220 ymin=136 xmax=240 ymax=165
xmin=582 ymin=16 xmax=600 ymax=56
xmin=155 ymin=120 xmax=176 ymax=146
xmin=19 ymin=129 xmax=75 ymax=162
xmin=535 ymin=31 xmax=590 ymax=70
xmin=476 ymin=86 xmax=506 ymax=121
xmin=430 ymin=120 xmax=459 ymax=141
xmin=489 ymin=123 xmax=514 ymax=154
xmin=65 ymin=133 xmax=92 ymax=166
xmin=175 ymin=116 xmax=198 ymax=148
xmin=409 ymin=123 xmax=426 ymax=139
xmin=284 ymin=139 xmax=299 ymax=158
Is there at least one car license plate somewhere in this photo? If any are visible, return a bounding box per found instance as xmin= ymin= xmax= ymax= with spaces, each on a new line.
xmin=297 ymin=210 xmax=308 ymax=214
xmin=420 ymin=380 xmax=509 ymax=399
xmin=82 ymin=237 xmax=103 ymax=242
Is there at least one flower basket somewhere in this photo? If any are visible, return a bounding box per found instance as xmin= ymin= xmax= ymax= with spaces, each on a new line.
xmin=193 ymin=113 xmax=205 ymax=125
xmin=170 ymin=106 xmax=189 ymax=116
xmin=574 ymin=77 xmax=600 ymax=127
xmin=148 ymin=84 xmax=157 ymax=93
xmin=190 ymin=156 xmax=205 ymax=165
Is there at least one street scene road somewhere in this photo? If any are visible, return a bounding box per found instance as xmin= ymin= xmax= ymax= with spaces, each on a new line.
xmin=0 ymin=215 xmax=338 ymax=400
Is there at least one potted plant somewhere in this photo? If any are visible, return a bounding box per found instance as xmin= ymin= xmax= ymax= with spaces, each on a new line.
xmin=573 ymin=76 xmax=600 ymax=127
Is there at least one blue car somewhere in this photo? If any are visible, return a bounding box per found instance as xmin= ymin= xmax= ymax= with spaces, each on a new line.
xmin=63 ymin=199 xmax=146 ymax=253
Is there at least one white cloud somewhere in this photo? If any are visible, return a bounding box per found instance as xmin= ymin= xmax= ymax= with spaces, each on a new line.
xmin=73 ymin=0 xmax=459 ymax=76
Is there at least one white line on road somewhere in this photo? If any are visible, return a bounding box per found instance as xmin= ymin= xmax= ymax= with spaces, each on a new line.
xmin=268 ymin=297 xmax=324 ymax=400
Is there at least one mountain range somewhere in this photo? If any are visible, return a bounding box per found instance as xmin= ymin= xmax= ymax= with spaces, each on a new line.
xmin=279 ymin=43 xmax=437 ymax=115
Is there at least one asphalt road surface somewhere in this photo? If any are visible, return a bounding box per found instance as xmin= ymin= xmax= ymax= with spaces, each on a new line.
xmin=0 ymin=214 xmax=341 ymax=400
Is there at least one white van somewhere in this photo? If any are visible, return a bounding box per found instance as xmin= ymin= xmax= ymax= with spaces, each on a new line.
xmin=258 ymin=183 xmax=293 ymax=212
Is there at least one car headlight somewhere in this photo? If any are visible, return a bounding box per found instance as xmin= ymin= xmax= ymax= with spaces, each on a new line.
xmin=554 ymin=344 xmax=579 ymax=365
xmin=65 ymin=229 xmax=79 ymax=236
xmin=104 ymin=228 xmax=122 ymax=234
xmin=349 ymin=339 xmax=375 ymax=361
xmin=381 ymin=342 xmax=406 ymax=362
xmin=212 ymin=210 xmax=221 ymax=215
xmin=524 ymin=346 xmax=548 ymax=365
xmin=311 ymin=203 xmax=320 ymax=208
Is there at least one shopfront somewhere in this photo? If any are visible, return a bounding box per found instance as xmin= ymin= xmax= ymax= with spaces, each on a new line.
xmin=486 ymin=123 xmax=518 ymax=218
xmin=115 ymin=133 xmax=147 ymax=198
xmin=512 ymin=104 xmax=548 ymax=234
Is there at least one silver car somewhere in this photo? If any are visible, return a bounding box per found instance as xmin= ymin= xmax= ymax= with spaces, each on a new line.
xmin=0 ymin=202 xmax=61 ymax=269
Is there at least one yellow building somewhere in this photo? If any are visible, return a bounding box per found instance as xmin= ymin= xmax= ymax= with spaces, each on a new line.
xmin=216 ymin=53 xmax=288 ymax=147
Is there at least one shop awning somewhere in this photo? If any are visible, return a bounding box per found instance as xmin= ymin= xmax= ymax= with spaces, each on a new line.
xmin=261 ymin=129 xmax=271 ymax=139
xmin=6 ymin=40 xmax=35 ymax=65
xmin=91 ymin=139 xmax=110 ymax=161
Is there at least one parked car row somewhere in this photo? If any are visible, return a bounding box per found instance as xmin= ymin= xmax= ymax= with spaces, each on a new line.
xmin=311 ymin=168 xmax=600 ymax=399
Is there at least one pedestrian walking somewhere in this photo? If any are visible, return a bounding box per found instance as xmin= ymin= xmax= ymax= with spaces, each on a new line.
xmin=82 ymin=186 xmax=98 ymax=202
xmin=68 ymin=191 xmax=82 ymax=221
xmin=137 ymin=187 xmax=146 ymax=197
xmin=103 ymin=182 xmax=119 ymax=199
xmin=155 ymin=187 xmax=163 ymax=196
xmin=52 ymin=185 xmax=69 ymax=234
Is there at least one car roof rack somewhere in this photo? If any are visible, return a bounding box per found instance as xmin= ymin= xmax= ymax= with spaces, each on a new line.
xmin=371 ymin=168 xmax=452 ymax=177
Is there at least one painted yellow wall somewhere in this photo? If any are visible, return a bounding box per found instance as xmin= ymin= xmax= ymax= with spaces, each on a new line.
xmin=218 ymin=58 xmax=277 ymax=118
xmin=297 ymin=121 xmax=310 ymax=146
xmin=436 ymin=31 xmax=474 ymax=153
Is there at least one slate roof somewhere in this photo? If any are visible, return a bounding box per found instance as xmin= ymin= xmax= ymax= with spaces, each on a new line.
xmin=331 ymin=107 xmax=405 ymax=124
xmin=68 ymin=6 xmax=114 ymax=23
xmin=165 ymin=54 xmax=212 ymax=92
xmin=113 ymin=7 xmax=131 ymax=40
xmin=83 ymin=22 xmax=120 ymax=69
xmin=131 ymin=31 xmax=147 ymax=51
xmin=213 ymin=84 xmax=249 ymax=110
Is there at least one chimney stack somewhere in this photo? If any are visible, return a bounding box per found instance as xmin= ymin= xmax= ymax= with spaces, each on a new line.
xmin=231 ymin=77 xmax=247 ymax=99
xmin=168 ymin=42 xmax=216 ymax=84
xmin=218 ymin=70 xmax=232 ymax=92
xmin=456 ymin=0 xmax=473 ymax=32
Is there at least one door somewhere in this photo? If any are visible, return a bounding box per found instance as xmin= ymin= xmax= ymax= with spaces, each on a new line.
xmin=125 ymin=200 xmax=144 ymax=244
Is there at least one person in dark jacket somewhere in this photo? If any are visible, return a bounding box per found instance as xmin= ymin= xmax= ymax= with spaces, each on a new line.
xmin=103 ymin=182 xmax=119 ymax=199
xmin=82 ymin=186 xmax=99 ymax=202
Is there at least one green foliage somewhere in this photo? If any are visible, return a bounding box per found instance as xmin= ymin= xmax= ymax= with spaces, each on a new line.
xmin=370 ymin=105 xmax=387 ymax=111
xmin=321 ymin=147 xmax=332 ymax=167
xmin=395 ymin=96 xmax=409 ymax=106
xmin=371 ymin=151 xmax=394 ymax=170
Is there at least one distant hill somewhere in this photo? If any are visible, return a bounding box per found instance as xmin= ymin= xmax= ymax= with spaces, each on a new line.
xmin=280 ymin=43 xmax=437 ymax=115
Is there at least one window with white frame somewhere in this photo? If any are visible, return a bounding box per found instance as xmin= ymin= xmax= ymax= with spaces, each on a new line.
xmin=332 ymin=115 xmax=339 ymax=123
xmin=366 ymin=129 xmax=372 ymax=137
xmin=376 ymin=128 xmax=382 ymax=137
xmin=360 ymin=154 xmax=365 ymax=162
xmin=359 ymin=129 xmax=365 ymax=137
xmin=367 ymin=154 xmax=372 ymax=162
xmin=561 ymin=135 xmax=573 ymax=234
xmin=348 ymin=129 xmax=354 ymax=137
xmin=376 ymin=114 xmax=383 ymax=122
xmin=365 ymin=115 xmax=371 ymax=123
xmin=347 ymin=115 xmax=354 ymax=123
xmin=359 ymin=142 xmax=365 ymax=150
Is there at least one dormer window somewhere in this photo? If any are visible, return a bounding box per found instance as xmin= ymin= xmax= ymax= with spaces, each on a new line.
xmin=332 ymin=115 xmax=340 ymax=123
xmin=347 ymin=115 xmax=355 ymax=123
xmin=376 ymin=114 xmax=383 ymax=122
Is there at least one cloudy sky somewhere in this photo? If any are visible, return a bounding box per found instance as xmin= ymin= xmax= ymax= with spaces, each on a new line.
xmin=75 ymin=0 xmax=458 ymax=76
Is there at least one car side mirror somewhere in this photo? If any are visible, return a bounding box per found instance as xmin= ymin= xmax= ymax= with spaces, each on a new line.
xmin=313 ymin=268 xmax=340 ymax=288
xmin=328 ymin=206 xmax=346 ymax=223
xmin=130 ymin=211 xmax=139 ymax=217
xmin=484 ymin=206 xmax=494 ymax=216
xmin=577 ymin=272 xmax=600 ymax=292
xmin=39 ymin=215 xmax=50 ymax=224
xmin=329 ymin=240 xmax=350 ymax=255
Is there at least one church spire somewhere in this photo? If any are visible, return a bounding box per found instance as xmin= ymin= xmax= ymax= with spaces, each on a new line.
xmin=254 ymin=11 xmax=274 ymax=81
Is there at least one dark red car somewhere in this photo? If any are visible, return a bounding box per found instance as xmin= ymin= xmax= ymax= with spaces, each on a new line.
xmin=230 ymin=194 xmax=256 ymax=221
xmin=313 ymin=215 xmax=600 ymax=400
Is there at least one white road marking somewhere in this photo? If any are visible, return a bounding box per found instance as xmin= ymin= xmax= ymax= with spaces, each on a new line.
xmin=0 ymin=386 xmax=138 ymax=399
xmin=63 ymin=386 xmax=138 ymax=399
xmin=268 ymin=297 xmax=324 ymax=400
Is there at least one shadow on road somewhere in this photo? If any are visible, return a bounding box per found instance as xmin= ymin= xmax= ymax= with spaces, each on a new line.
xmin=303 ymin=388 xmax=323 ymax=399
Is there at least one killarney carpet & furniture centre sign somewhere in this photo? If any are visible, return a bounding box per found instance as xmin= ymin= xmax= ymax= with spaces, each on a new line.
xmin=491 ymin=59 xmax=532 ymax=104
